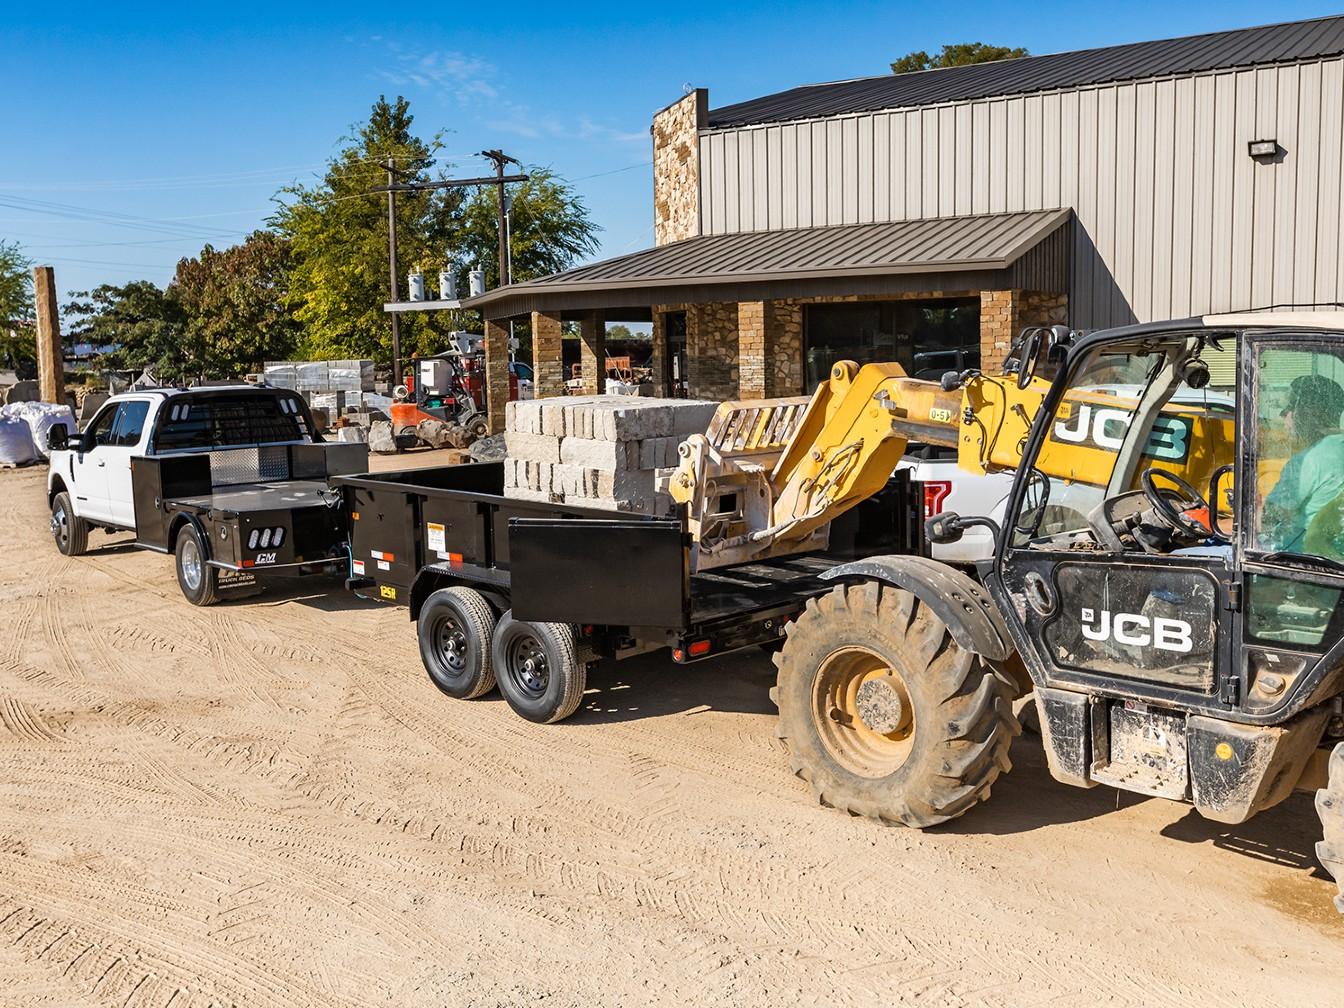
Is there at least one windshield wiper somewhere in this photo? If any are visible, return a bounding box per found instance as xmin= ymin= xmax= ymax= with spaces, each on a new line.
xmin=1260 ymin=551 xmax=1344 ymax=575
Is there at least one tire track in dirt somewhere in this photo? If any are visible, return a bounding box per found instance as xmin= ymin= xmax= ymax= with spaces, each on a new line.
xmin=0 ymin=697 xmax=64 ymax=744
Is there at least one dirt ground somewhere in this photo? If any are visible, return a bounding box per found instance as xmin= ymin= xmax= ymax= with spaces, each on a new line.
xmin=1 ymin=451 xmax=1341 ymax=1008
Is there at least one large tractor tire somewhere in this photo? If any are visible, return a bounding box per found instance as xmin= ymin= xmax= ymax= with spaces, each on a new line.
xmin=772 ymin=580 xmax=1021 ymax=827
xmin=1315 ymin=742 xmax=1344 ymax=913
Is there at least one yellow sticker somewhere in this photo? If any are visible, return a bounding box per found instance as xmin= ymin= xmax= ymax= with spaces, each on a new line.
xmin=379 ymin=585 xmax=397 ymax=600
xmin=930 ymin=408 xmax=954 ymax=423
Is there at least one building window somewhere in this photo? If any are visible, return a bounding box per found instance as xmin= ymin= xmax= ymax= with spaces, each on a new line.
xmin=803 ymin=298 xmax=981 ymax=391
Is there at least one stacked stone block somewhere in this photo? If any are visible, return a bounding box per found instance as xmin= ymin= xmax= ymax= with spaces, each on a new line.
xmin=503 ymin=396 xmax=719 ymax=515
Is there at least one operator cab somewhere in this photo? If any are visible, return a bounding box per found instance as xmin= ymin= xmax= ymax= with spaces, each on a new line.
xmin=993 ymin=315 xmax=1344 ymax=735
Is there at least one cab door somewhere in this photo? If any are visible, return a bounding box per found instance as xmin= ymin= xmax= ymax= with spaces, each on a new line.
xmin=70 ymin=404 xmax=119 ymax=523
xmin=103 ymin=399 xmax=152 ymax=527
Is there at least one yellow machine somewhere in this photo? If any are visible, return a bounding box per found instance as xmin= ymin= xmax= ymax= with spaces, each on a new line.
xmin=668 ymin=347 xmax=1233 ymax=571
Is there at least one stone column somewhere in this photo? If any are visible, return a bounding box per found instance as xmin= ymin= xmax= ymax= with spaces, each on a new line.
xmin=649 ymin=308 xmax=668 ymax=397
xmin=770 ymin=300 xmax=805 ymax=396
xmin=530 ymin=310 xmax=565 ymax=399
xmin=979 ymin=290 xmax=1069 ymax=375
xmin=33 ymin=266 xmax=64 ymax=405
xmin=579 ymin=310 xmax=606 ymax=396
xmin=483 ymin=317 xmax=511 ymax=434
xmin=738 ymin=301 xmax=767 ymax=399
xmin=685 ymin=302 xmax=739 ymax=400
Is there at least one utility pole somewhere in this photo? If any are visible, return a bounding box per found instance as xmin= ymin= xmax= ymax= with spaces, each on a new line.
xmin=385 ymin=156 xmax=403 ymax=385
xmin=479 ymin=149 xmax=521 ymax=287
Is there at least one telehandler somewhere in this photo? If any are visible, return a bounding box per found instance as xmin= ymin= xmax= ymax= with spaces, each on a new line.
xmin=668 ymin=312 xmax=1344 ymax=911
xmin=343 ymin=312 xmax=1344 ymax=911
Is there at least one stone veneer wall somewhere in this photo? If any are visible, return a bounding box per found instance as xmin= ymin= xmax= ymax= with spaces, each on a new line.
xmin=652 ymin=90 xmax=706 ymax=247
xmin=687 ymin=301 xmax=739 ymax=400
xmin=980 ymin=290 xmax=1070 ymax=374
xmin=530 ymin=311 xmax=566 ymax=398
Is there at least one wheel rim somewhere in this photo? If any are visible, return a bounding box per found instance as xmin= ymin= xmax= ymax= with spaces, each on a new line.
xmin=51 ymin=502 xmax=68 ymax=547
xmin=180 ymin=538 xmax=203 ymax=591
xmin=432 ymin=613 xmax=469 ymax=679
xmin=505 ymin=631 xmax=549 ymax=698
xmin=812 ymin=646 xmax=916 ymax=778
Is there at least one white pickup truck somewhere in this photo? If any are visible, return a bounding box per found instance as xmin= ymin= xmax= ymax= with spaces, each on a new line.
xmin=47 ymin=385 xmax=367 ymax=604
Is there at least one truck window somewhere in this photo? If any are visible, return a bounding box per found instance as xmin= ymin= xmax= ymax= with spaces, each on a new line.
xmin=152 ymin=394 xmax=308 ymax=452
xmin=86 ymin=405 xmax=120 ymax=447
xmin=110 ymin=400 xmax=150 ymax=447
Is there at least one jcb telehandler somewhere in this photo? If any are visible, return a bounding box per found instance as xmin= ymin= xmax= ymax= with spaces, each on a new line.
xmin=668 ymin=312 xmax=1344 ymax=911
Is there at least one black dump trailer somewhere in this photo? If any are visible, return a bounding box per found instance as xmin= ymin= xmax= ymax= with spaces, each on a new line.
xmin=334 ymin=461 xmax=924 ymax=722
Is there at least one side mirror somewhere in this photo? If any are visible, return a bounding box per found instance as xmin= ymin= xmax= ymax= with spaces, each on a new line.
xmin=46 ymin=425 xmax=70 ymax=452
xmin=1014 ymin=328 xmax=1043 ymax=389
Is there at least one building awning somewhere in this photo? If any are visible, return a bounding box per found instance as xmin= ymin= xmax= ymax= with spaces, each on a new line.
xmin=465 ymin=208 xmax=1072 ymax=320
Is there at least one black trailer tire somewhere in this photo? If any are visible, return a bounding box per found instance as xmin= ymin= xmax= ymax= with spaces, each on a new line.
xmin=772 ymin=580 xmax=1021 ymax=828
xmin=50 ymin=491 xmax=89 ymax=556
xmin=418 ymin=587 xmax=498 ymax=700
xmin=491 ymin=612 xmax=586 ymax=724
xmin=1315 ymin=741 xmax=1344 ymax=914
xmin=174 ymin=524 xmax=220 ymax=607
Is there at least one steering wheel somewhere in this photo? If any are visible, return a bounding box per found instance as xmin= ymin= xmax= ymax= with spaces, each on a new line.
xmin=1141 ymin=468 xmax=1213 ymax=541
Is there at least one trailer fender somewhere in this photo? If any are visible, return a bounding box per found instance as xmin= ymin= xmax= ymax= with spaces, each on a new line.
xmin=818 ymin=555 xmax=1015 ymax=663
xmin=409 ymin=567 xmax=508 ymax=622
xmin=166 ymin=513 xmax=207 ymax=555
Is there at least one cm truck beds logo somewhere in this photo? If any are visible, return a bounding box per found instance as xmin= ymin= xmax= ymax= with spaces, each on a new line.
xmin=1081 ymin=608 xmax=1193 ymax=653
xmin=1053 ymin=405 xmax=1192 ymax=462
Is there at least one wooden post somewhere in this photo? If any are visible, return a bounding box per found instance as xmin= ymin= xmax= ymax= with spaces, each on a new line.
xmin=33 ymin=266 xmax=64 ymax=404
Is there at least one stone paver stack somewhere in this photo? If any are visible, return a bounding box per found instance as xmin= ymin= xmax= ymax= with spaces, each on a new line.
xmin=503 ymin=396 xmax=720 ymax=515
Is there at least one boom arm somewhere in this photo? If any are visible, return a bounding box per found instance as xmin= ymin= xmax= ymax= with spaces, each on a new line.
xmin=667 ymin=359 xmax=1048 ymax=571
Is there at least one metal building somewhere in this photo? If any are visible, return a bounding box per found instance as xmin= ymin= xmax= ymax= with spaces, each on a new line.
xmin=468 ymin=15 xmax=1344 ymax=404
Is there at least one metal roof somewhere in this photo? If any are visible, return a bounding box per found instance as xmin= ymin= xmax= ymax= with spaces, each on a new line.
xmin=708 ymin=16 xmax=1344 ymax=128
xmin=465 ymin=209 xmax=1071 ymax=313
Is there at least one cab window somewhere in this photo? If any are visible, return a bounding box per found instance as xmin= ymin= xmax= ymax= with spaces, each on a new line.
xmin=109 ymin=400 xmax=150 ymax=447
xmin=85 ymin=405 xmax=119 ymax=447
xmin=1249 ymin=344 xmax=1344 ymax=560
xmin=1010 ymin=335 xmax=1237 ymax=552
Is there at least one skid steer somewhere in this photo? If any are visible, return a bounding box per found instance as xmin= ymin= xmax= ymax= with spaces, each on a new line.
xmin=668 ymin=312 xmax=1344 ymax=911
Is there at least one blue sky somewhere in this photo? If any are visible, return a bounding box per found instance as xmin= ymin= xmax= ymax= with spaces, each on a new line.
xmin=4 ymin=1 xmax=1340 ymax=300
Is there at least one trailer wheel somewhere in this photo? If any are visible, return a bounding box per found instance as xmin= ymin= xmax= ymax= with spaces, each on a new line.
xmin=418 ymin=587 xmax=498 ymax=699
xmin=175 ymin=524 xmax=219 ymax=606
xmin=50 ymin=491 xmax=89 ymax=556
xmin=1315 ymin=741 xmax=1344 ymax=913
xmin=491 ymin=612 xmax=586 ymax=724
xmin=772 ymin=580 xmax=1020 ymax=827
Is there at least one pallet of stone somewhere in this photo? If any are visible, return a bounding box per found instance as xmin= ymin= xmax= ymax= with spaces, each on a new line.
xmin=502 ymin=396 xmax=720 ymax=515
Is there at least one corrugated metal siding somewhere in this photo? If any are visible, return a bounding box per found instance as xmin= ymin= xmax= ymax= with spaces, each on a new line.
xmin=698 ymin=58 xmax=1344 ymax=329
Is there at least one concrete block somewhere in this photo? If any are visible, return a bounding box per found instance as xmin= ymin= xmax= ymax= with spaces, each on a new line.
xmin=560 ymin=437 xmax=637 ymax=470
xmin=4 ymin=380 xmax=38 ymax=404
xmin=596 ymin=468 xmax=657 ymax=502
xmin=504 ymin=431 xmax=561 ymax=463
xmin=540 ymin=402 xmax=568 ymax=437
xmin=507 ymin=399 xmax=544 ymax=435
xmin=668 ymin=400 xmax=720 ymax=436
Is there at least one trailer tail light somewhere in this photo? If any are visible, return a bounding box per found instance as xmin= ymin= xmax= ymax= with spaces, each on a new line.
xmin=248 ymin=526 xmax=286 ymax=551
xmin=923 ymin=481 xmax=952 ymax=519
xmin=688 ymin=639 xmax=712 ymax=657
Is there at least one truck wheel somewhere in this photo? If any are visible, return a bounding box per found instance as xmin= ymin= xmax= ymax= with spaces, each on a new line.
xmin=175 ymin=525 xmax=220 ymax=606
xmin=418 ymin=587 xmax=497 ymax=699
xmin=772 ymin=580 xmax=1020 ymax=827
xmin=1315 ymin=742 xmax=1344 ymax=913
xmin=50 ymin=491 xmax=88 ymax=556
xmin=491 ymin=612 xmax=586 ymax=724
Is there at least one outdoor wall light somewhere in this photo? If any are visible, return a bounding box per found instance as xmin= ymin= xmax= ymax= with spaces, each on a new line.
xmin=1248 ymin=139 xmax=1279 ymax=159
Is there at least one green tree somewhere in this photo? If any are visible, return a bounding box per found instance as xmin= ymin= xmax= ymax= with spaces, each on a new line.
xmin=273 ymin=96 xmax=600 ymax=369
xmin=0 ymin=240 xmax=36 ymax=375
xmin=273 ymin=96 xmax=461 ymax=365
xmin=445 ymin=168 xmax=600 ymax=293
xmin=64 ymin=281 xmax=191 ymax=382
xmin=173 ymin=230 xmax=299 ymax=376
xmin=891 ymin=42 xmax=1029 ymax=74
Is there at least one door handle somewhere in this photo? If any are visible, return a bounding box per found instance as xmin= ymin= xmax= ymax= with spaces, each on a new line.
xmin=96 ymin=460 xmax=106 ymax=467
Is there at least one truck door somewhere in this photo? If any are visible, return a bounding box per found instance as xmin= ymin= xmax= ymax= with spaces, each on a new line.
xmin=104 ymin=399 xmax=151 ymax=527
xmin=71 ymin=404 xmax=120 ymax=523
xmin=993 ymin=334 xmax=1241 ymax=708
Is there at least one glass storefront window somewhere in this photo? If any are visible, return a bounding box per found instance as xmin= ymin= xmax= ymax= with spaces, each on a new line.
xmin=803 ymin=298 xmax=980 ymax=392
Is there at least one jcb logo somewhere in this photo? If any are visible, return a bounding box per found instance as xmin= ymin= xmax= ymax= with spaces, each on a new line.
xmin=254 ymin=552 xmax=277 ymax=565
xmin=1081 ymin=608 xmax=1193 ymax=653
xmin=1054 ymin=405 xmax=1191 ymax=462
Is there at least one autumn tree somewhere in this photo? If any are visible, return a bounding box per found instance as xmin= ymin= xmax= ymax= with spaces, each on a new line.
xmin=64 ymin=281 xmax=190 ymax=382
xmin=891 ymin=42 xmax=1029 ymax=74
xmin=173 ymin=230 xmax=299 ymax=375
